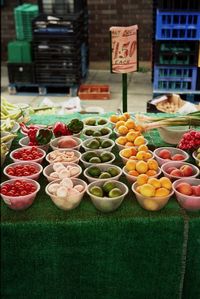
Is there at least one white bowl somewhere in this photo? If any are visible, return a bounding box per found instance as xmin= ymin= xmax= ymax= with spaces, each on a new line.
xmin=43 ymin=162 xmax=82 ymax=182
xmin=157 ymin=126 xmax=190 ymax=145
xmin=119 ymin=149 xmax=154 ymax=165
xmin=1 ymin=131 xmax=16 ymax=150
xmin=50 ymin=136 xmax=82 ymax=151
xmin=45 ymin=178 xmax=87 ymax=211
xmin=87 ymin=180 xmax=128 ymax=213
xmin=84 ymin=164 xmax=122 ymax=183
xmin=82 ymin=127 xmax=112 ymax=140
xmin=46 ymin=149 xmax=81 ymax=164
xmin=122 ymin=165 xmax=162 ymax=183
xmin=154 ymin=147 xmax=189 ymax=166
xmin=132 ymin=182 xmax=174 ymax=211
xmin=161 ymin=161 xmax=200 ymax=181
xmin=82 ymin=138 xmax=115 ymax=153
xmin=19 ymin=136 xmax=50 ymax=152
xmin=172 ymin=178 xmax=200 ymax=211
xmin=3 ymin=161 xmax=43 ymax=180
xmin=10 ymin=146 xmax=46 ymax=164
xmin=80 ymin=151 xmax=116 ymax=168
xmin=83 ymin=117 xmax=108 ymax=129
xmin=0 ymin=178 xmax=40 ymax=210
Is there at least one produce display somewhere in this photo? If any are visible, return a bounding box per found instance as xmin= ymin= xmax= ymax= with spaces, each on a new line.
xmin=1 ymin=104 xmax=200 ymax=212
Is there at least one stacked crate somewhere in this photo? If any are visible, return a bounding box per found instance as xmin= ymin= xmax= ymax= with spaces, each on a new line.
xmin=33 ymin=0 xmax=89 ymax=89
xmin=153 ymin=0 xmax=200 ymax=101
xmin=7 ymin=4 xmax=39 ymax=86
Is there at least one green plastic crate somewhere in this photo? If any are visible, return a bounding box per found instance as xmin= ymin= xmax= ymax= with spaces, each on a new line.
xmin=8 ymin=40 xmax=32 ymax=63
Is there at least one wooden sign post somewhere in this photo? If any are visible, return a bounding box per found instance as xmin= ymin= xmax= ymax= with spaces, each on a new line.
xmin=110 ymin=25 xmax=138 ymax=112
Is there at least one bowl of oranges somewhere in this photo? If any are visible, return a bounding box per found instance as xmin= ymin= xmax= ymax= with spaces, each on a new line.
xmin=119 ymin=145 xmax=153 ymax=165
xmin=115 ymin=135 xmax=148 ymax=151
xmin=122 ymin=159 xmax=161 ymax=183
xmin=132 ymin=175 xmax=174 ymax=211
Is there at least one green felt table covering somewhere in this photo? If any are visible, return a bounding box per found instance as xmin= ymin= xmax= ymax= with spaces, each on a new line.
xmin=1 ymin=113 xmax=200 ymax=299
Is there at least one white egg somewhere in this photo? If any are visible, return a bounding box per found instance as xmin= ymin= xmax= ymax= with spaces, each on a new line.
xmin=48 ymin=183 xmax=60 ymax=194
xmin=58 ymin=169 xmax=70 ymax=179
xmin=49 ymin=172 xmax=59 ymax=178
xmin=70 ymin=167 xmax=80 ymax=177
xmin=74 ymin=185 xmax=84 ymax=192
xmin=53 ymin=162 xmax=65 ymax=172
xmin=60 ymin=178 xmax=73 ymax=189
xmin=56 ymin=186 xmax=68 ymax=198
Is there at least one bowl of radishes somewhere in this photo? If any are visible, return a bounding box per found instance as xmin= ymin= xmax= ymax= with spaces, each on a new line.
xmin=45 ymin=178 xmax=87 ymax=210
xmin=50 ymin=136 xmax=82 ymax=151
xmin=43 ymin=162 xmax=82 ymax=182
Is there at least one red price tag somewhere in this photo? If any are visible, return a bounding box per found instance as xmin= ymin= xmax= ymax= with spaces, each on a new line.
xmin=110 ymin=25 xmax=138 ymax=73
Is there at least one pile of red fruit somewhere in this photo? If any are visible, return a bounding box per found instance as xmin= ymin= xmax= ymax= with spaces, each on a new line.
xmin=6 ymin=164 xmax=39 ymax=177
xmin=166 ymin=164 xmax=194 ymax=177
xmin=158 ymin=149 xmax=185 ymax=161
xmin=178 ymin=130 xmax=200 ymax=150
xmin=0 ymin=180 xmax=37 ymax=197
xmin=12 ymin=147 xmax=43 ymax=161
xmin=176 ymin=182 xmax=200 ymax=196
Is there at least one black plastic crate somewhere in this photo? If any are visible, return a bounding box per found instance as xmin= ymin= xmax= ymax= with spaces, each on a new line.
xmin=7 ymin=63 xmax=35 ymax=84
xmin=154 ymin=41 xmax=199 ymax=66
xmin=35 ymin=60 xmax=82 ymax=72
xmin=38 ymin=0 xmax=87 ymax=15
xmin=35 ymin=69 xmax=82 ymax=84
xmin=155 ymin=0 xmax=200 ymax=10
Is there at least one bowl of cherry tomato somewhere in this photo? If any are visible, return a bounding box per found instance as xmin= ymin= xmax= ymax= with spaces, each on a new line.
xmin=4 ymin=161 xmax=43 ymax=180
xmin=0 ymin=178 xmax=40 ymax=210
xmin=10 ymin=146 xmax=46 ymax=164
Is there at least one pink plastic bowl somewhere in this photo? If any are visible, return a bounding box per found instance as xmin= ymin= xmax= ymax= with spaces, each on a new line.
xmin=161 ymin=161 xmax=199 ymax=182
xmin=3 ymin=161 xmax=43 ymax=180
xmin=0 ymin=178 xmax=40 ymax=210
xmin=10 ymin=146 xmax=46 ymax=164
xmin=172 ymin=178 xmax=200 ymax=211
xmin=154 ymin=147 xmax=189 ymax=166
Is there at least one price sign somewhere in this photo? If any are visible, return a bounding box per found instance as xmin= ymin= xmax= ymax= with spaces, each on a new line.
xmin=110 ymin=25 xmax=138 ymax=74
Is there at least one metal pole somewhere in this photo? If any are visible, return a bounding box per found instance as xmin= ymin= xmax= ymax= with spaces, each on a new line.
xmin=122 ymin=73 xmax=128 ymax=112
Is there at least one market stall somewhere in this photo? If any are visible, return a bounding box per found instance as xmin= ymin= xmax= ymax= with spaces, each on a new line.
xmin=1 ymin=110 xmax=200 ymax=299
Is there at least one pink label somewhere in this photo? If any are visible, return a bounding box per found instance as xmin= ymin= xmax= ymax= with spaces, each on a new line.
xmin=110 ymin=25 xmax=138 ymax=73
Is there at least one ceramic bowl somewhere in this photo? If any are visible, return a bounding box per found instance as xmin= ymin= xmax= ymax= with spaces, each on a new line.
xmin=157 ymin=126 xmax=189 ymax=145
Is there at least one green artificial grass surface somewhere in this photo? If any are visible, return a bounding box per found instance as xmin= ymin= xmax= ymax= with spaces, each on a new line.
xmin=1 ymin=113 xmax=200 ymax=299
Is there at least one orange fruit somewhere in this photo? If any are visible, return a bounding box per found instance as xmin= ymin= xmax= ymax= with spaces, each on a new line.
xmin=129 ymin=170 xmax=139 ymax=176
xmin=144 ymin=152 xmax=153 ymax=160
xmin=130 ymin=147 xmax=137 ymax=156
xmin=136 ymin=174 xmax=149 ymax=186
xmin=110 ymin=115 xmax=119 ymax=123
xmin=136 ymin=186 xmax=141 ymax=193
xmin=147 ymin=178 xmax=161 ymax=189
xmin=117 ymin=125 xmax=129 ymax=136
xmin=123 ymin=112 xmax=131 ymax=120
xmin=126 ymin=131 xmax=140 ymax=142
xmin=117 ymin=136 xmax=127 ymax=145
xmin=125 ymin=141 xmax=135 ymax=147
xmin=155 ymin=187 xmax=170 ymax=197
xmin=115 ymin=120 xmax=126 ymax=129
xmin=139 ymin=184 xmax=155 ymax=197
xmin=125 ymin=160 xmax=137 ymax=171
xmin=121 ymin=148 xmax=133 ymax=158
xmin=147 ymin=159 xmax=158 ymax=171
xmin=125 ymin=119 xmax=136 ymax=130
xmin=159 ymin=177 xmax=172 ymax=190
xmin=130 ymin=156 xmax=138 ymax=160
xmin=138 ymin=144 xmax=148 ymax=152
xmin=135 ymin=124 xmax=144 ymax=132
xmin=146 ymin=170 xmax=157 ymax=177
xmin=136 ymin=150 xmax=148 ymax=160
xmin=135 ymin=161 xmax=148 ymax=174
xmin=118 ymin=115 xmax=126 ymax=121
xmin=134 ymin=136 xmax=146 ymax=146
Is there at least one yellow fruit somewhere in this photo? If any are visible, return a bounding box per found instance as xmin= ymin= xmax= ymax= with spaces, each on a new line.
xmin=136 ymin=174 xmax=149 ymax=186
xmin=136 ymin=161 xmax=148 ymax=174
xmin=121 ymin=148 xmax=133 ymax=158
xmin=117 ymin=136 xmax=127 ymax=145
xmin=147 ymin=178 xmax=161 ymax=189
xmin=147 ymin=159 xmax=159 ymax=171
xmin=159 ymin=177 xmax=172 ymax=190
xmin=117 ymin=125 xmax=129 ymax=136
xmin=146 ymin=170 xmax=157 ymax=177
xmin=145 ymin=152 xmax=153 ymax=160
xmin=123 ymin=112 xmax=131 ymax=120
xmin=118 ymin=115 xmax=126 ymax=121
xmin=134 ymin=136 xmax=145 ymax=146
xmin=126 ymin=131 xmax=140 ymax=142
xmin=130 ymin=155 xmax=138 ymax=160
xmin=136 ymin=186 xmax=141 ymax=193
xmin=139 ymin=184 xmax=156 ymax=197
xmin=125 ymin=119 xmax=136 ymax=130
xmin=115 ymin=120 xmax=126 ymax=129
xmin=136 ymin=150 xmax=148 ymax=160
xmin=125 ymin=141 xmax=135 ymax=147
xmin=129 ymin=170 xmax=139 ymax=176
xmin=138 ymin=144 xmax=148 ymax=152
xmin=155 ymin=187 xmax=170 ymax=197
xmin=110 ymin=115 xmax=119 ymax=123
xmin=125 ymin=160 xmax=137 ymax=171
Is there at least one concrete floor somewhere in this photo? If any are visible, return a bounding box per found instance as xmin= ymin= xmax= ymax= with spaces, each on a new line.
xmin=1 ymin=65 xmax=152 ymax=113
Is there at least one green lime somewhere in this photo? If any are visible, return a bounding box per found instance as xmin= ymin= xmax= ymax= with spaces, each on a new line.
xmin=100 ymin=127 xmax=110 ymax=135
xmin=108 ymin=188 xmax=122 ymax=198
xmin=99 ymin=172 xmax=111 ymax=179
xmin=88 ymin=166 xmax=101 ymax=177
xmin=100 ymin=152 xmax=113 ymax=163
xmin=93 ymin=130 xmax=102 ymax=137
xmin=85 ymin=129 xmax=94 ymax=136
xmin=108 ymin=167 xmax=119 ymax=177
xmin=102 ymin=181 xmax=116 ymax=193
xmin=84 ymin=152 xmax=97 ymax=162
xmin=97 ymin=118 xmax=107 ymax=125
xmin=101 ymin=140 xmax=112 ymax=148
xmin=89 ymin=157 xmax=101 ymax=163
xmin=85 ymin=118 xmax=96 ymax=126
xmin=90 ymin=186 xmax=103 ymax=197
xmin=87 ymin=139 xmax=100 ymax=149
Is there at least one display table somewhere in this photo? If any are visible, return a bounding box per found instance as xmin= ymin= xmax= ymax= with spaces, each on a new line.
xmin=1 ymin=114 xmax=200 ymax=299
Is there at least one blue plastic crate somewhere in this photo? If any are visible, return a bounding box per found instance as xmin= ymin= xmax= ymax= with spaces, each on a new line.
xmin=156 ymin=10 xmax=200 ymax=40
xmin=153 ymin=66 xmax=197 ymax=91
